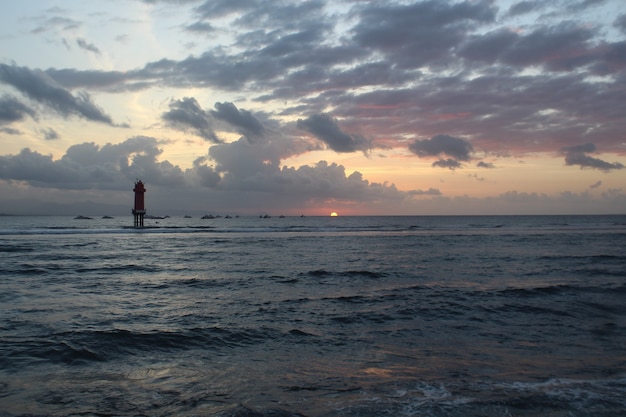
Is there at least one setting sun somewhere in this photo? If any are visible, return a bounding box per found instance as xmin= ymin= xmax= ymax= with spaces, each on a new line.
xmin=330 ymin=212 xmax=338 ymax=217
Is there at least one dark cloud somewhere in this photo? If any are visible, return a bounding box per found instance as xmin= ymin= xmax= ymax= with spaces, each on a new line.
xmin=76 ymin=38 xmax=101 ymax=54
xmin=0 ymin=136 xmax=184 ymax=189
xmin=184 ymin=21 xmax=215 ymax=33
xmin=615 ymin=14 xmax=626 ymax=34
xmin=161 ymin=97 xmax=220 ymax=143
xmin=408 ymin=188 xmax=442 ymax=196
xmin=352 ymin=0 xmax=496 ymax=68
xmin=0 ymin=64 xmax=118 ymax=126
xmin=41 ymin=127 xmax=59 ymax=140
xmin=211 ymin=102 xmax=265 ymax=141
xmin=561 ymin=143 xmax=625 ymax=171
xmin=194 ymin=0 xmax=258 ymax=19
xmin=297 ymin=114 xmax=371 ymax=153
xmin=507 ymin=1 xmax=541 ymax=16
xmin=0 ymin=127 xmax=21 ymax=135
xmin=0 ymin=95 xmax=36 ymax=124
xmin=590 ymin=180 xmax=603 ymax=189
xmin=477 ymin=161 xmax=495 ymax=168
xmin=409 ymin=134 xmax=474 ymax=161
xmin=433 ymin=159 xmax=463 ymax=170
xmin=459 ymin=22 xmax=599 ymax=71
xmin=567 ymin=0 xmax=606 ymax=12
xmin=45 ymin=68 xmax=135 ymax=91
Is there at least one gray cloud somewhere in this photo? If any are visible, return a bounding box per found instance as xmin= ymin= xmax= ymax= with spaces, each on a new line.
xmin=0 ymin=95 xmax=36 ymax=124
xmin=477 ymin=161 xmax=495 ymax=169
xmin=41 ymin=127 xmax=59 ymax=140
xmin=615 ymin=14 xmax=626 ymax=34
xmin=297 ymin=114 xmax=371 ymax=153
xmin=352 ymin=0 xmax=496 ymax=68
xmin=459 ymin=22 xmax=599 ymax=71
xmin=0 ymin=136 xmax=184 ymax=189
xmin=507 ymin=1 xmax=541 ymax=16
xmin=0 ymin=64 xmax=118 ymax=126
xmin=433 ymin=159 xmax=463 ymax=170
xmin=161 ymin=97 xmax=220 ymax=143
xmin=0 ymin=126 xmax=21 ymax=135
xmin=211 ymin=102 xmax=265 ymax=141
xmin=184 ymin=21 xmax=215 ymax=34
xmin=561 ymin=143 xmax=625 ymax=171
xmin=76 ymin=38 xmax=101 ymax=54
xmin=409 ymin=134 xmax=474 ymax=161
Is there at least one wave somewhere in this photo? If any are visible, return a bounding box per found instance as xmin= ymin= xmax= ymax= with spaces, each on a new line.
xmin=0 ymin=326 xmax=293 ymax=370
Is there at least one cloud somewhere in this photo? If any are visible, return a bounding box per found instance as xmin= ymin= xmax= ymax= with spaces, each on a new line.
xmin=561 ymin=143 xmax=625 ymax=171
xmin=211 ymin=101 xmax=265 ymax=141
xmin=352 ymin=1 xmax=497 ymax=69
xmin=0 ymin=126 xmax=21 ymax=135
xmin=0 ymin=136 xmax=184 ymax=189
xmin=477 ymin=161 xmax=495 ymax=168
xmin=433 ymin=159 xmax=463 ymax=170
xmin=0 ymin=64 xmax=118 ymax=126
xmin=615 ymin=14 xmax=626 ymax=34
xmin=31 ymin=16 xmax=81 ymax=34
xmin=590 ymin=180 xmax=602 ymax=189
xmin=507 ymin=1 xmax=541 ymax=16
xmin=0 ymin=94 xmax=36 ymax=124
xmin=297 ymin=114 xmax=371 ymax=153
xmin=76 ymin=38 xmax=101 ymax=54
xmin=161 ymin=97 xmax=220 ymax=143
xmin=41 ymin=127 xmax=59 ymax=140
xmin=184 ymin=21 xmax=215 ymax=34
xmin=409 ymin=134 xmax=474 ymax=161
xmin=0 ymin=135 xmax=418 ymax=214
xmin=459 ymin=22 xmax=599 ymax=71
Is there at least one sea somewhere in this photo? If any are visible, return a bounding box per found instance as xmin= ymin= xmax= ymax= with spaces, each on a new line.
xmin=1 ymin=214 xmax=625 ymax=417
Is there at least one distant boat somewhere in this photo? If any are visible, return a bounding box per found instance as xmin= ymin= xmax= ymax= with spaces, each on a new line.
xmin=74 ymin=215 xmax=92 ymax=220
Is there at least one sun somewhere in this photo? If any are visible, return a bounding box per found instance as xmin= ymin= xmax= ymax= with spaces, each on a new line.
xmin=330 ymin=212 xmax=338 ymax=217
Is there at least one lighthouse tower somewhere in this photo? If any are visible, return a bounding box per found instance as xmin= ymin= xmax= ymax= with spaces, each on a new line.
xmin=132 ymin=180 xmax=146 ymax=228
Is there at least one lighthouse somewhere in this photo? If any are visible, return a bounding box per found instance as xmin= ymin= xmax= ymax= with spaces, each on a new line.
xmin=132 ymin=180 xmax=146 ymax=228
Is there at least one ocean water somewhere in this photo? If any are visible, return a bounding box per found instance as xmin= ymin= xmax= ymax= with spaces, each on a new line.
xmin=1 ymin=214 xmax=625 ymax=417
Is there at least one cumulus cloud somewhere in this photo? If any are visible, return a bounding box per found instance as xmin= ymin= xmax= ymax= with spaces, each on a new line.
xmin=0 ymin=64 xmax=118 ymax=126
xmin=297 ymin=114 xmax=371 ymax=153
xmin=561 ymin=143 xmax=624 ymax=171
xmin=0 ymin=136 xmax=184 ymax=189
xmin=409 ymin=134 xmax=474 ymax=162
xmin=0 ymin=133 xmax=418 ymax=214
xmin=161 ymin=97 xmax=220 ymax=143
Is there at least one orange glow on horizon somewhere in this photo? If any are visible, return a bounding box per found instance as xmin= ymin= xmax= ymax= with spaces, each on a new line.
xmin=330 ymin=212 xmax=339 ymax=217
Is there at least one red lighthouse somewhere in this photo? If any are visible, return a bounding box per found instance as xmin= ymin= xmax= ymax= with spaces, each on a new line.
xmin=132 ymin=180 xmax=146 ymax=228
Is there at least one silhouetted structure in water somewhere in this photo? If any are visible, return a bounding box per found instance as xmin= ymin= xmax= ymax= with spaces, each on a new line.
xmin=132 ymin=180 xmax=146 ymax=228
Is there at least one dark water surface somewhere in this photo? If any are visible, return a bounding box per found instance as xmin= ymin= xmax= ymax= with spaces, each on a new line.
xmin=1 ymin=215 xmax=625 ymax=416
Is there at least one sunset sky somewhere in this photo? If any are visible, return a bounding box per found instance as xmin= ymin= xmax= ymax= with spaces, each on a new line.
xmin=1 ymin=0 xmax=625 ymax=216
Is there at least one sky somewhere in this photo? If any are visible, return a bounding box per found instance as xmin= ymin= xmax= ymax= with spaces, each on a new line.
xmin=1 ymin=0 xmax=625 ymax=216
